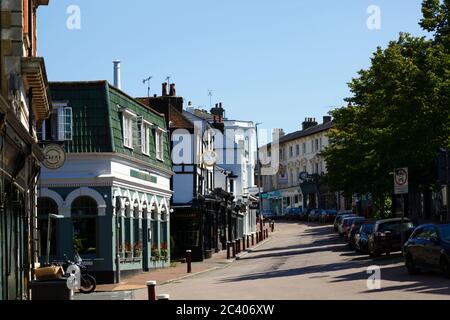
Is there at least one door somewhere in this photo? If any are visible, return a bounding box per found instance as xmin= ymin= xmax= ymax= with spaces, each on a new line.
xmin=422 ymin=226 xmax=441 ymax=268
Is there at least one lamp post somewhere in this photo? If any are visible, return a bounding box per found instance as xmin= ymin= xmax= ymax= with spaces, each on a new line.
xmin=255 ymin=123 xmax=263 ymax=239
xmin=46 ymin=214 xmax=64 ymax=266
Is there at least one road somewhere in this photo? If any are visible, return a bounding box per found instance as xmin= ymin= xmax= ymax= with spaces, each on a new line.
xmin=133 ymin=221 xmax=450 ymax=300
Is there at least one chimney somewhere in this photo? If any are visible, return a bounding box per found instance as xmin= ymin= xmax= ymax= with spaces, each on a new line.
xmin=169 ymin=83 xmax=176 ymax=96
xmin=323 ymin=116 xmax=332 ymax=123
xmin=302 ymin=117 xmax=318 ymax=130
xmin=162 ymin=82 xmax=168 ymax=96
xmin=113 ymin=60 xmax=121 ymax=89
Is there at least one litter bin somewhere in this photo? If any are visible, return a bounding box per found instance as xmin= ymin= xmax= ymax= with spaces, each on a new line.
xmin=30 ymin=277 xmax=73 ymax=300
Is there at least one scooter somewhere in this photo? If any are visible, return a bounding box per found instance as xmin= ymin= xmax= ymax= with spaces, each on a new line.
xmin=62 ymin=252 xmax=97 ymax=294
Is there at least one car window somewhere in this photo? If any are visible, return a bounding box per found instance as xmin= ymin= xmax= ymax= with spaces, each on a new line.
xmin=439 ymin=224 xmax=450 ymax=242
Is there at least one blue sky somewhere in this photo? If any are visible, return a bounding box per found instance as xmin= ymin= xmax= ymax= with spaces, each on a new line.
xmin=38 ymin=1 xmax=429 ymax=139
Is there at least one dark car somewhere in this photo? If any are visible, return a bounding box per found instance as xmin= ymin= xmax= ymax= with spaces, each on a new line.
xmin=354 ymin=222 xmax=375 ymax=253
xmin=340 ymin=216 xmax=364 ymax=238
xmin=347 ymin=218 xmax=369 ymax=249
xmin=334 ymin=211 xmax=353 ymax=232
xmin=320 ymin=210 xmax=337 ymax=223
xmin=285 ymin=208 xmax=302 ymax=220
xmin=403 ymin=223 xmax=450 ymax=277
xmin=368 ymin=218 xmax=415 ymax=257
xmin=308 ymin=209 xmax=322 ymax=222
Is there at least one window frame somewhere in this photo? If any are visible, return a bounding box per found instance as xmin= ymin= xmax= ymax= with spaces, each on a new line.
xmin=141 ymin=120 xmax=152 ymax=156
xmin=155 ymin=127 xmax=165 ymax=161
xmin=122 ymin=109 xmax=136 ymax=149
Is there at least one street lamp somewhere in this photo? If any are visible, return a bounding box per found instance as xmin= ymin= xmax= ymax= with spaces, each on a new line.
xmin=46 ymin=214 xmax=64 ymax=266
xmin=255 ymin=122 xmax=263 ymax=238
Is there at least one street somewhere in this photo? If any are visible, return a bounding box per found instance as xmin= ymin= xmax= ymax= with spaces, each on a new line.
xmin=135 ymin=222 xmax=450 ymax=300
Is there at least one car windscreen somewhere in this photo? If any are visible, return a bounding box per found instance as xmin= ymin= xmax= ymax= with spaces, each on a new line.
xmin=439 ymin=224 xmax=450 ymax=242
xmin=362 ymin=223 xmax=374 ymax=234
xmin=378 ymin=221 xmax=413 ymax=233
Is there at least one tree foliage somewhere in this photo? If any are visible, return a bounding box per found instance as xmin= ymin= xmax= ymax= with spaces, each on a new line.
xmin=322 ymin=1 xmax=450 ymax=214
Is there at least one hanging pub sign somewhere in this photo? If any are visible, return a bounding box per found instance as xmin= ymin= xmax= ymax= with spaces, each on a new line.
xmin=42 ymin=144 xmax=66 ymax=169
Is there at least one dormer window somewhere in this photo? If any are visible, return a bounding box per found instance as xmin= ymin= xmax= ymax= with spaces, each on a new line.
xmin=121 ymin=108 xmax=136 ymax=149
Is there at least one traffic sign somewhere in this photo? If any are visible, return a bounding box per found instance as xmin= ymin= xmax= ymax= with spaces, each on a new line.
xmin=394 ymin=167 xmax=408 ymax=194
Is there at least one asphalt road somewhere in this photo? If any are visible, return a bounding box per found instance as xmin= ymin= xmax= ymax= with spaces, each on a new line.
xmin=135 ymin=221 xmax=450 ymax=300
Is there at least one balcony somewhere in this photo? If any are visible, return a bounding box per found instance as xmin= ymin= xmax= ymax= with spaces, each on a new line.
xmin=21 ymin=57 xmax=51 ymax=125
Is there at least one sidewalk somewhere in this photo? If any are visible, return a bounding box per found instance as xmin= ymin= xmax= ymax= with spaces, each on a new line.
xmin=75 ymin=230 xmax=274 ymax=300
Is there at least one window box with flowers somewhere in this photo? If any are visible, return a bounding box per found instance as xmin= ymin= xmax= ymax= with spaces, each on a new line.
xmin=151 ymin=245 xmax=160 ymax=262
xmin=124 ymin=243 xmax=133 ymax=259
xmin=160 ymin=242 xmax=169 ymax=263
xmin=133 ymin=242 xmax=143 ymax=258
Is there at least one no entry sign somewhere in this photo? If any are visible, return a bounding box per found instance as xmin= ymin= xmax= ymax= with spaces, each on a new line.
xmin=394 ymin=168 xmax=409 ymax=195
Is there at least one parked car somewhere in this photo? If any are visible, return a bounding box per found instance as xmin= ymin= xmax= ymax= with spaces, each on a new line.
xmin=334 ymin=211 xmax=354 ymax=231
xmin=403 ymin=223 xmax=450 ymax=277
xmin=285 ymin=207 xmax=302 ymax=220
xmin=368 ymin=218 xmax=415 ymax=257
xmin=340 ymin=216 xmax=363 ymax=237
xmin=354 ymin=222 xmax=375 ymax=253
xmin=347 ymin=218 xmax=369 ymax=249
xmin=308 ymin=209 xmax=321 ymax=222
xmin=320 ymin=210 xmax=337 ymax=223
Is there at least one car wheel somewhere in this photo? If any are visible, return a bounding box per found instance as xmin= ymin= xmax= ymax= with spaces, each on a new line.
xmin=440 ymin=256 xmax=450 ymax=278
xmin=405 ymin=254 xmax=419 ymax=275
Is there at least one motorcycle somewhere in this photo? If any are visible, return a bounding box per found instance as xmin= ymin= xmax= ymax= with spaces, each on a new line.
xmin=62 ymin=251 xmax=97 ymax=294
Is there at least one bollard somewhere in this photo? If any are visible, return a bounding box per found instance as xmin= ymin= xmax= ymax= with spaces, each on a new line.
xmin=247 ymin=235 xmax=250 ymax=248
xmin=252 ymin=234 xmax=255 ymax=246
xmin=256 ymin=232 xmax=259 ymax=243
xmin=237 ymin=239 xmax=240 ymax=254
xmin=186 ymin=250 xmax=192 ymax=273
xmin=226 ymin=241 xmax=231 ymax=259
xmin=271 ymin=222 xmax=275 ymax=232
xmin=157 ymin=294 xmax=170 ymax=300
xmin=231 ymin=241 xmax=236 ymax=258
xmin=242 ymin=237 xmax=246 ymax=251
xmin=146 ymin=281 xmax=157 ymax=301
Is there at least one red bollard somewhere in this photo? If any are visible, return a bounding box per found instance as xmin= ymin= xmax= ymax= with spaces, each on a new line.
xmin=146 ymin=281 xmax=157 ymax=301
xmin=226 ymin=241 xmax=231 ymax=259
xmin=186 ymin=250 xmax=192 ymax=273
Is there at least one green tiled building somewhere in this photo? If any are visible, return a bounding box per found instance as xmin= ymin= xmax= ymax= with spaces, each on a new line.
xmin=38 ymin=81 xmax=173 ymax=284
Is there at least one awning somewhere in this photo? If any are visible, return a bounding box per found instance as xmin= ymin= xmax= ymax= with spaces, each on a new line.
xmin=21 ymin=57 xmax=51 ymax=125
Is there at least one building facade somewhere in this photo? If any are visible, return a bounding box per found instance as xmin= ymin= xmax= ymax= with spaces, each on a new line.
xmin=37 ymin=81 xmax=173 ymax=284
xmin=0 ymin=0 xmax=51 ymax=300
xmin=261 ymin=117 xmax=337 ymax=216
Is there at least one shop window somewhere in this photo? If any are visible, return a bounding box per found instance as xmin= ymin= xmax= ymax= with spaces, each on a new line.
xmin=37 ymin=197 xmax=58 ymax=256
xmin=151 ymin=205 xmax=159 ymax=250
xmin=71 ymin=196 xmax=98 ymax=255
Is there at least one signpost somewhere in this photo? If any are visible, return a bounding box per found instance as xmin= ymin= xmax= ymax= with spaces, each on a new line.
xmin=394 ymin=168 xmax=408 ymax=248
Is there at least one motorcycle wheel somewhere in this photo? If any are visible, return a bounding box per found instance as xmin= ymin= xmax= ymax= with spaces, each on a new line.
xmin=79 ymin=274 xmax=97 ymax=294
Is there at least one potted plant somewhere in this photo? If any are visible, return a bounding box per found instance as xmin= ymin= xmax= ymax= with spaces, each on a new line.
xmin=151 ymin=245 xmax=160 ymax=262
xmin=133 ymin=242 xmax=142 ymax=258
xmin=124 ymin=242 xmax=133 ymax=259
xmin=160 ymin=242 xmax=169 ymax=262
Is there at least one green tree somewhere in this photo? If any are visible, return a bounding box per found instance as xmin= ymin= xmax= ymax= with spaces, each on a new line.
xmin=322 ymin=1 xmax=450 ymax=216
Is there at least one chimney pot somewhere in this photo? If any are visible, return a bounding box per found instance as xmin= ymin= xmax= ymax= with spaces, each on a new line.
xmin=113 ymin=60 xmax=121 ymax=89
xmin=162 ymin=82 xmax=168 ymax=96
xmin=169 ymin=83 xmax=176 ymax=96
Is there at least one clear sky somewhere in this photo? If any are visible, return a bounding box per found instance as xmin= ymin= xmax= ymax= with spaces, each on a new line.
xmin=37 ymin=0 xmax=429 ymax=141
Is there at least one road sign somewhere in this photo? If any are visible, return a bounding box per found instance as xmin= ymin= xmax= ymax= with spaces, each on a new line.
xmin=394 ymin=167 xmax=408 ymax=194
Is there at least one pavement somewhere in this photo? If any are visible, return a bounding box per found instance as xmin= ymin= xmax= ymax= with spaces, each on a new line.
xmin=74 ymin=230 xmax=273 ymax=300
